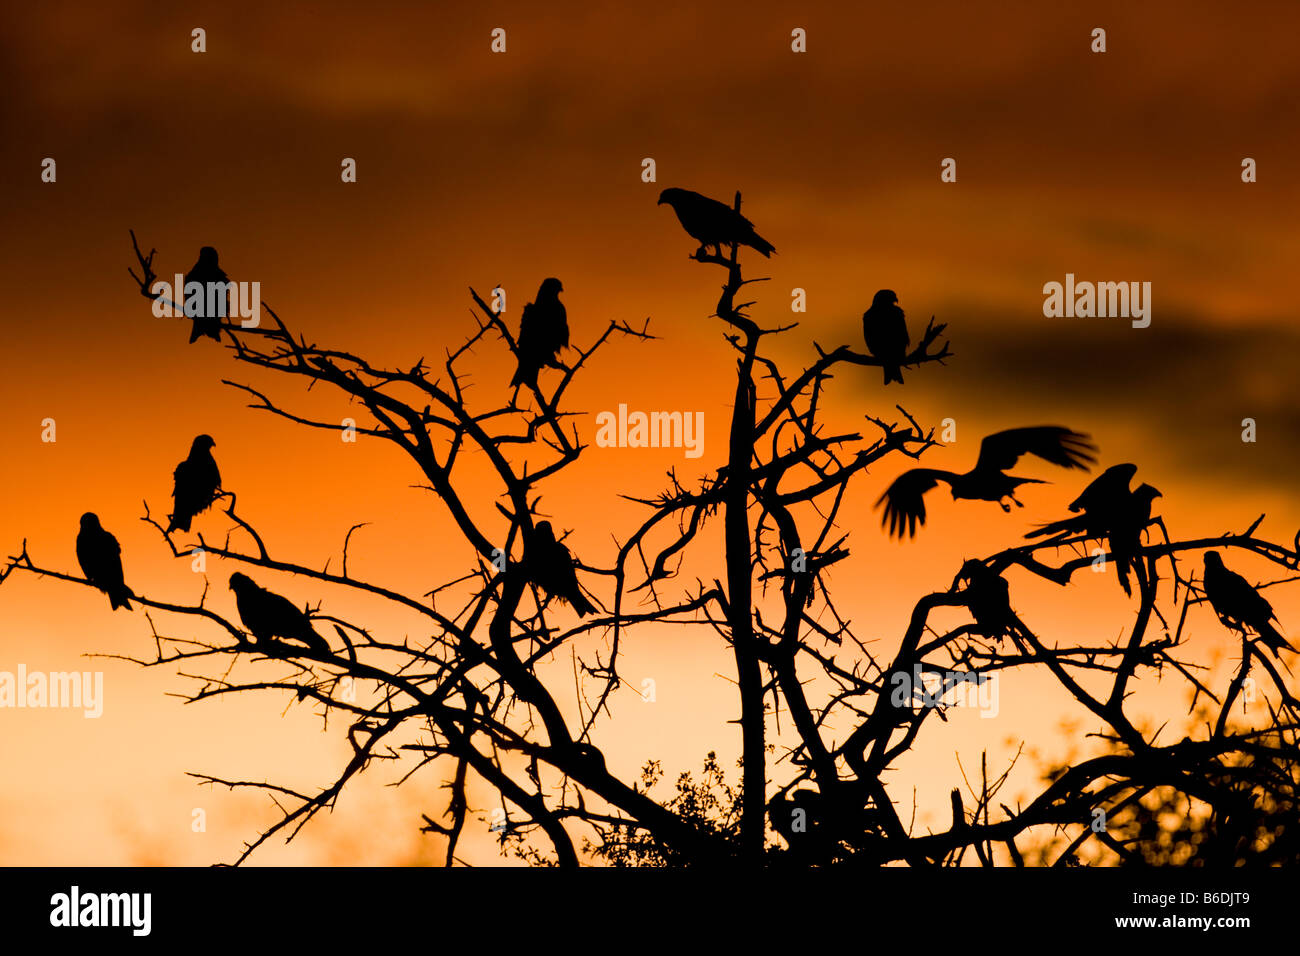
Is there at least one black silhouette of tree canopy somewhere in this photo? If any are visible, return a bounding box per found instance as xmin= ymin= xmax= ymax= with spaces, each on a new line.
xmin=2 ymin=197 xmax=1298 ymax=867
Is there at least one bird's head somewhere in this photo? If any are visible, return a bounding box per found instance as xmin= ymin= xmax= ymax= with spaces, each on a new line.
xmin=956 ymin=559 xmax=984 ymax=584
xmin=79 ymin=512 xmax=100 ymax=530
xmin=192 ymin=434 xmax=216 ymax=451
xmin=539 ymin=277 xmax=563 ymax=296
xmin=1135 ymin=483 xmax=1162 ymax=503
xmin=657 ymin=188 xmax=682 ymax=207
xmin=229 ymin=572 xmax=254 ymax=593
xmin=873 ymin=289 xmax=899 ymax=307
xmin=1203 ymin=551 xmax=1224 ymax=570
xmin=533 ymin=520 xmax=556 ymax=543
xmin=197 ymin=246 xmax=219 ymax=266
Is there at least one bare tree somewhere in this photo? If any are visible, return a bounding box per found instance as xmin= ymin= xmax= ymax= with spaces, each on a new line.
xmin=3 ymin=207 xmax=1296 ymax=866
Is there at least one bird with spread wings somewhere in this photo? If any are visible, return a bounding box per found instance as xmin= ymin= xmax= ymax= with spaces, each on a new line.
xmin=877 ymin=426 xmax=1097 ymax=538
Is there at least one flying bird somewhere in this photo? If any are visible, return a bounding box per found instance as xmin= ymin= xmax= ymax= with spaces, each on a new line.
xmin=1025 ymin=463 xmax=1139 ymax=541
xmin=877 ymin=427 xmax=1097 ymax=538
xmin=1108 ymin=483 xmax=1162 ymax=596
xmin=862 ymin=290 xmax=910 ymax=385
xmin=228 ymin=572 xmax=330 ymax=654
xmin=955 ymin=560 xmax=1015 ymax=639
xmin=167 ymin=434 xmax=222 ymax=533
xmin=524 ymin=521 xmax=596 ymax=616
xmin=1202 ymin=552 xmax=1294 ymax=657
xmin=657 ymin=187 xmax=776 ymax=258
xmin=511 ymin=278 xmax=569 ymax=390
xmin=76 ymin=513 xmax=133 ymax=611
xmin=185 ymin=246 xmax=229 ymax=344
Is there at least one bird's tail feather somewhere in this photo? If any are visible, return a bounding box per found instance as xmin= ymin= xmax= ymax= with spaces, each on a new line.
xmin=110 ymin=587 xmax=134 ymax=611
xmin=747 ymin=232 xmax=776 ymax=257
xmin=167 ymin=513 xmax=192 ymax=533
xmin=1116 ymin=560 xmax=1133 ymax=596
xmin=883 ymin=366 xmax=904 ymax=386
xmin=510 ymin=364 xmax=536 ymax=389
xmin=1262 ymin=622 xmax=1294 ymax=655
xmin=570 ymin=592 xmax=596 ymax=617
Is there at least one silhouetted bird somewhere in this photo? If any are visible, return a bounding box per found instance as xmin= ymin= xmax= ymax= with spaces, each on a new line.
xmin=524 ymin=521 xmax=595 ymax=616
xmin=185 ymin=246 xmax=229 ymax=344
xmin=657 ymin=187 xmax=775 ymax=258
xmin=76 ymin=513 xmax=133 ymax=611
xmin=769 ymin=789 xmax=824 ymax=854
xmin=228 ymin=572 xmax=329 ymax=653
xmin=510 ymin=278 xmax=569 ymax=390
xmin=1026 ymin=463 xmax=1139 ymax=540
xmin=1202 ymin=552 xmax=1294 ymax=656
xmin=877 ymin=427 xmax=1097 ymax=538
xmin=1109 ymin=483 xmax=1162 ymax=596
xmin=956 ymin=559 xmax=1014 ymax=639
xmin=167 ymin=434 xmax=221 ymax=533
xmin=862 ymin=289 xmax=909 ymax=385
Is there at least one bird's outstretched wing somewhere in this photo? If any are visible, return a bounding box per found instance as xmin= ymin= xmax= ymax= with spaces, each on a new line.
xmin=876 ymin=469 xmax=954 ymax=538
xmin=975 ymin=427 xmax=1097 ymax=474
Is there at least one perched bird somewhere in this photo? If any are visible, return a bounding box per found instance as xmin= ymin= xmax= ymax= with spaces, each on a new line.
xmin=1202 ymin=552 xmax=1294 ymax=657
xmin=1108 ymin=483 xmax=1162 ymax=596
xmin=877 ymin=427 xmax=1097 ymax=538
xmin=955 ymin=559 xmax=1015 ymax=639
xmin=228 ymin=572 xmax=329 ymax=653
xmin=167 ymin=434 xmax=222 ymax=533
xmin=511 ymin=278 xmax=569 ymax=390
xmin=657 ymin=187 xmax=775 ymax=258
xmin=524 ymin=521 xmax=596 ymax=616
xmin=76 ymin=513 xmax=133 ymax=611
xmin=768 ymin=789 xmax=825 ymax=854
xmin=862 ymin=290 xmax=910 ymax=385
xmin=1026 ymin=463 xmax=1139 ymax=540
xmin=184 ymin=246 xmax=229 ymax=344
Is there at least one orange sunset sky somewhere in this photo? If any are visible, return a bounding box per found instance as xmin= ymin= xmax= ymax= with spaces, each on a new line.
xmin=1 ymin=1 xmax=1299 ymax=864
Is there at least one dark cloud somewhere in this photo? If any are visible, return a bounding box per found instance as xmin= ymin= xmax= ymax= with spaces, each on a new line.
xmin=919 ymin=306 xmax=1300 ymax=491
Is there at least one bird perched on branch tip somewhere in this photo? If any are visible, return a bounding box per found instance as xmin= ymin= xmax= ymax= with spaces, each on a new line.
xmin=184 ymin=246 xmax=229 ymax=344
xmin=167 ymin=434 xmax=221 ymax=533
xmin=863 ymin=289 xmax=910 ymax=385
xmin=511 ymin=278 xmax=569 ymax=390
xmin=657 ymin=187 xmax=775 ymax=258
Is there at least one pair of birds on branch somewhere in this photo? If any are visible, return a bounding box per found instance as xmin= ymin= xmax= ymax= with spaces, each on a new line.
xmin=510 ymin=188 xmax=776 ymax=393
xmin=75 ymin=435 xmax=223 ymax=611
xmin=956 ymin=546 xmax=1294 ymax=660
xmin=77 ymin=512 xmax=327 ymax=652
xmin=656 ymin=189 xmax=918 ymax=386
xmin=508 ymin=188 xmax=777 ymax=391
xmin=1024 ymin=462 xmax=1163 ymax=596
